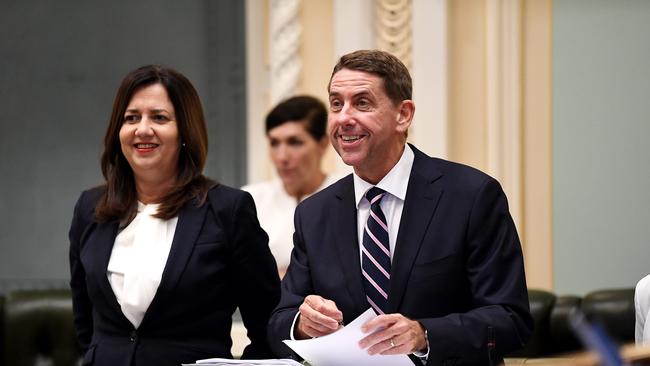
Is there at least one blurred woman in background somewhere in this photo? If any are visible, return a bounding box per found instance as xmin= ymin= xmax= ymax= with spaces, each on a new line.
xmin=243 ymin=96 xmax=341 ymax=278
xmin=69 ymin=65 xmax=279 ymax=366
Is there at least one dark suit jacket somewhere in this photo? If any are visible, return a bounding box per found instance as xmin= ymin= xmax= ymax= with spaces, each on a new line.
xmin=69 ymin=184 xmax=280 ymax=366
xmin=268 ymin=145 xmax=532 ymax=365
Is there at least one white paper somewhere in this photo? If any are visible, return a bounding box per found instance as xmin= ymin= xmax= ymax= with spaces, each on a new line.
xmin=190 ymin=358 xmax=302 ymax=366
xmin=283 ymin=308 xmax=414 ymax=366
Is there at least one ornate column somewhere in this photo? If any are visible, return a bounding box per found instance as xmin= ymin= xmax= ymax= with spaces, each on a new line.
xmin=375 ymin=0 xmax=412 ymax=69
xmin=269 ymin=0 xmax=302 ymax=105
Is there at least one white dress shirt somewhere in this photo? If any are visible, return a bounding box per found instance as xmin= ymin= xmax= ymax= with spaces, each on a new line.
xmin=107 ymin=202 xmax=178 ymax=328
xmin=353 ymin=144 xmax=414 ymax=265
xmin=353 ymin=145 xmax=428 ymax=360
xmin=636 ymin=274 xmax=650 ymax=344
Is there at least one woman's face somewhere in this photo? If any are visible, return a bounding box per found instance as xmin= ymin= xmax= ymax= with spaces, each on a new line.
xmin=119 ymin=83 xmax=180 ymax=183
xmin=268 ymin=121 xmax=327 ymax=197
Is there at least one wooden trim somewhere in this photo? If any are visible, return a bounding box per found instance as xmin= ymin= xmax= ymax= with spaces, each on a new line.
xmin=521 ymin=0 xmax=553 ymax=290
xmin=485 ymin=0 xmax=523 ymax=232
xmin=245 ymin=0 xmax=272 ymax=184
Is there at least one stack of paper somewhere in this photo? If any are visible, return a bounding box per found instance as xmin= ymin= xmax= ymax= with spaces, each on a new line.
xmin=183 ymin=358 xmax=303 ymax=366
xmin=283 ymin=308 xmax=413 ymax=366
xmin=186 ymin=309 xmax=412 ymax=366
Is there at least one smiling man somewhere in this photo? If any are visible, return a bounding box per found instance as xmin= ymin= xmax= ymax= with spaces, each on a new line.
xmin=268 ymin=50 xmax=533 ymax=365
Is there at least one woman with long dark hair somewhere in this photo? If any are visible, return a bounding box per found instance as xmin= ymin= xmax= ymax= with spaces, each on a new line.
xmin=69 ymin=65 xmax=279 ymax=366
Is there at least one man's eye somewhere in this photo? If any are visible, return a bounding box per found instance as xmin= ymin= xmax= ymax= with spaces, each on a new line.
xmin=357 ymin=99 xmax=370 ymax=109
xmin=330 ymin=100 xmax=343 ymax=111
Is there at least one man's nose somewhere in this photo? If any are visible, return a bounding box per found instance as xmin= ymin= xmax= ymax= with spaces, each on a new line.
xmin=334 ymin=105 xmax=355 ymax=126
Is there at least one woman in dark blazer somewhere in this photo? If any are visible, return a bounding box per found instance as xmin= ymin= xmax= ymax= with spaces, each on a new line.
xmin=69 ymin=65 xmax=280 ymax=366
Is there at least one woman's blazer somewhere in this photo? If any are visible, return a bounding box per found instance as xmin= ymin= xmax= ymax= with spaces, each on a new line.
xmin=69 ymin=184 xmax=280 ymax=366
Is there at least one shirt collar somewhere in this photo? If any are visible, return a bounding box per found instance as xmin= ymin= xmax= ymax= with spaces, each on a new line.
xmin=353 ymin=144 xmax=415 ymax=208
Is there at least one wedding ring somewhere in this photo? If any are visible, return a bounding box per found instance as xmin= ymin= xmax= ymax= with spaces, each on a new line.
xmin=390 ymin=338 xmax=396 ymax=348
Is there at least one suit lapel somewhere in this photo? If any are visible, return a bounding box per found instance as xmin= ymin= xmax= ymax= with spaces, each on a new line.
xmin=140 ymin=198 xmax=208 ymax=326
xmin=333 ymin=176 xmax=368 ymax=316
xmin=388 ymin=148 xmax=443 ymax=312
xmin=88 ymin=220 xmax=124 ymax=317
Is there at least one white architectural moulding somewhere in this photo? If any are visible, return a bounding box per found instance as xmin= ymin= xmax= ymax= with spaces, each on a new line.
xmin=269 ymin=0 xmax=302 ymax=105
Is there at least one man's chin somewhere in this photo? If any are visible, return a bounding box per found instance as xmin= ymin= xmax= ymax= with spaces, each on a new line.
xmin=339 ymin=155 xmax=363 ymax=168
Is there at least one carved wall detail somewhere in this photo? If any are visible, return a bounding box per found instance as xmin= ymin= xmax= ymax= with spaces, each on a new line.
xmin=269 ymin=0 xmax=302 ymax=104
xmin=375 ymin=0 xmax=412 ymax=69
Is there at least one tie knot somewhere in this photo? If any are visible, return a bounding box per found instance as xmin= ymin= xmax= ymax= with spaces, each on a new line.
xmin=366 ymin=187 xmax=386 ymax=205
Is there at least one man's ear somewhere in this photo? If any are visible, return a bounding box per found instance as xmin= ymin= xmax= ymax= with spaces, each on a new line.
xmin=396 ymin=100 xmax=415 ymax=133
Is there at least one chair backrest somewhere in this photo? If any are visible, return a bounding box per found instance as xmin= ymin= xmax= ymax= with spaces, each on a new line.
xmin=508 ymin=289 xmax=556 ymax=357
xmin=582 ymin=288 xmax=635 ymax=344
xmin=549 ymin=294 xmax=583 ymax=355
xmin=3 ymin=289 xmax=81 ymax=366
xmin=0 ymin=292 xmax=5 ymax=366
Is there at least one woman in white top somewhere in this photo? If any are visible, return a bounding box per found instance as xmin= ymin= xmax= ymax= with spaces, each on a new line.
xmin=68 ymin=65 xmax=280 ymax=366
xmin=636 ymin=274 xmax=650 ymax=344
xmin=243 ymin=96 xmax=340 ymax=278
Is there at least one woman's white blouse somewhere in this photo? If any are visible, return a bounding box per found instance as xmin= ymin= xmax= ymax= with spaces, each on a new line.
xmin=636 ymin=274 xmax=650 ymax=344
xmin=242 ymin=174 xmax=341 ymax=270
xmin=107 ymin=202 xmax=178 ymax=328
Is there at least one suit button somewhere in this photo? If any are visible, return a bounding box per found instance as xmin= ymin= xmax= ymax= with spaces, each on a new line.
xmin=129 ymin=330 xmax=137 ymax=342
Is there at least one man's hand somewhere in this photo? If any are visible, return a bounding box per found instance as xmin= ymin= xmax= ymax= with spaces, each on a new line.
xmin=358 ymin=313 xmax=427 ymax=355
xmin=294 ymin=295 xmax=344 ymax=339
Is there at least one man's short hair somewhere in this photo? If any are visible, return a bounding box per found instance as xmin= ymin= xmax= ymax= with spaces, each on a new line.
xmin=328 ymin=50 xmax=412 ymax=104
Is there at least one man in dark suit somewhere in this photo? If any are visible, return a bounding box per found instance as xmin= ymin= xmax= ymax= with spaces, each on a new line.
xmin=267 ymin=50 xmax=533 ymax=365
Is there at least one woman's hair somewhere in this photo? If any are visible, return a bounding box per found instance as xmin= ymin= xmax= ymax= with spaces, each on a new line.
xmin=265 ymin=95 xmax=327 ymax=140
xmin=96 ymin=64 xmax=213 ymax=223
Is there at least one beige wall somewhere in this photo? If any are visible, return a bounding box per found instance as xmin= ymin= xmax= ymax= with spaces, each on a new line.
xmin=521 ymin=0 xmax=553 ymax=290
xmin=299 ymin=0 xmax=341 ymax=175
xmin=448 ymin=0 xmax=488 ymax=170
xmin=299 ymin=0 xmax=334 ymax=102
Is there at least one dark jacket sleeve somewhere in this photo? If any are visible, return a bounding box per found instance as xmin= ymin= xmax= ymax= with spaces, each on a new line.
xmin=419 ymin=178 xmax=532 ymax=365
xmin=267 ymin=203 xmax=313 ymax=359
xmin=68 ymin=190 xmax=95 ymax=352
xmin=225 ymin=191 xmax=281 ymax=359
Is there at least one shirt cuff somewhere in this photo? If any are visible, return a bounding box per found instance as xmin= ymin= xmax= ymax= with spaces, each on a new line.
xmin=289 ymin=311 xmax=301 ymax=341
xmin=412 ymin=328 xmax=429 ymax=362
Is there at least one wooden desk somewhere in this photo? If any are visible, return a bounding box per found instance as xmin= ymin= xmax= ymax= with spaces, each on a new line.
xmin=506 ymin=344 xmax=650 ymax=365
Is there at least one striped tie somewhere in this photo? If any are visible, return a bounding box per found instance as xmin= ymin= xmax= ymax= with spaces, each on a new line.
xmin=362 ymin=187 xmax=390 ymax=314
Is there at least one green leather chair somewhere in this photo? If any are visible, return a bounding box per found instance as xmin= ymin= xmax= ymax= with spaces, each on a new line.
xmin=582 ymin=288 xmax=635 ymax=344
xmin=508 ymin=289 xmax=556 ymax=357
xmin=2 ymin=289 xmax=81 ymax=366
xmin=1 ymin=292 xmax=5 ymax=366
xmin=548 ymin=294 xmax=583 ymax=355
xmin=0 ymin=287 xmax=636 ymax=365
xmin=508 ymin=288 xmax=635 ymax=359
